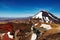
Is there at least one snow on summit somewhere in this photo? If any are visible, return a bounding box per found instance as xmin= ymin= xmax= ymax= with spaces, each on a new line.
xmin=32 ymin=11 xmax=43 ymax=19
xmin=32 ymin=10 xmax=60 ymax=23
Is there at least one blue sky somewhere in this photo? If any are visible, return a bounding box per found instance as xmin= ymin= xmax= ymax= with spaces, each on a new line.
xmin=0 ymin=0 xmax=60 ymax=18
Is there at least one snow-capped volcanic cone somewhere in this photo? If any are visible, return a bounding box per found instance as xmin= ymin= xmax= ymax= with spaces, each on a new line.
xmin=32 ymin=11 xmax=60 ymax=23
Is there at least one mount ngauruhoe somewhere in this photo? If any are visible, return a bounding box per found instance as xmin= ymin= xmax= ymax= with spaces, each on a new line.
xmin=32 ymin=11 xmax=60 ymax=24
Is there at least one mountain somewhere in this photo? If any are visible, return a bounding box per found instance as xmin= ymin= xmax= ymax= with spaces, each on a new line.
xmin=32 ymin=11 xmax=60 ymax=24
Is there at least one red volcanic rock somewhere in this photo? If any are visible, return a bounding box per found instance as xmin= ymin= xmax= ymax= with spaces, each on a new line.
xmin=3 ymin=33 xmax=13 ymax=40
xmin=3 ymin=33 xmax=10 ymax=40
xmin=0 ymin=36 xmax=1 ymax=40
xmin=0 ymin=23 xmax=13 ymax=32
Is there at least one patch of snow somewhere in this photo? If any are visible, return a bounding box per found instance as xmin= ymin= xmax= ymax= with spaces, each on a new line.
xmin=7 ymin=32 xmax=13 ymax=39
xmin=32 ymin=12 xmax=43 ymax=19
xmin=34 ymin=23 xmax=38 ymax=26
xmin=31 ymin=23 xmax=38 ymax=31
xmin=31 ymin=26 xmax=34 ymax=31
xmin=40 ymin=24 xmax=52 ymax=30
xmin=31 ymin=33 xmax=37 ymax=40
xmin=2 ymin=33 xmax=5 ymax=36
xmin=45 ymin=17 xmax=49 ymax=23
xmin=0 ymin=33 xmax=5 ymax=38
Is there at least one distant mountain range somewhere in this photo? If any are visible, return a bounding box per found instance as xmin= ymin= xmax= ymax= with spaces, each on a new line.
xmin=0 ymin=17 xmax=31 ymax=21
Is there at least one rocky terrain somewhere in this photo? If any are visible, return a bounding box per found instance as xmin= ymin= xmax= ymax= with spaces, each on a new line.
xmin=0 ymin=10 xmax=60 ymax=40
